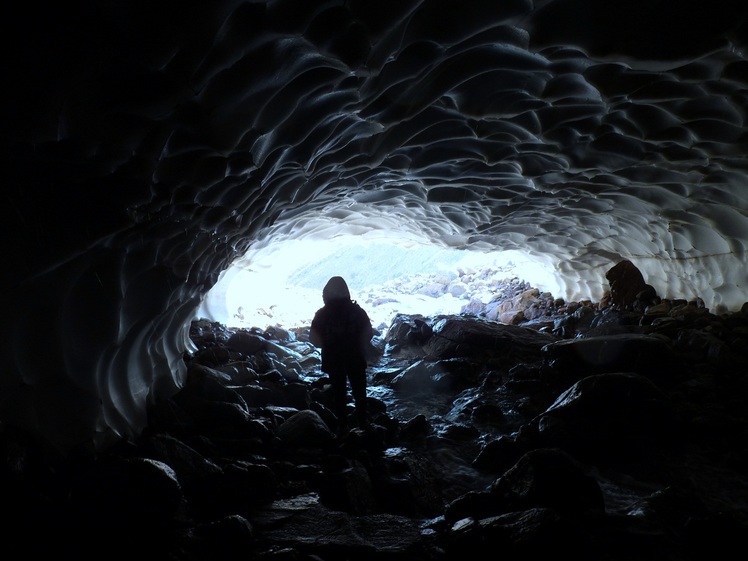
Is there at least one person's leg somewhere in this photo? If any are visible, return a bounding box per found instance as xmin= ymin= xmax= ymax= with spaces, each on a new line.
xmin=328 ymin=368 xmax=348 ymax=430
xmin=348 ymin=367 xmax=368 ymax=427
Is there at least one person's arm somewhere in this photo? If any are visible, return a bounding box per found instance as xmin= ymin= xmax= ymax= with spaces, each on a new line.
xmin=358 ymin=308 xmax=374 ymax=347
xmin=310 ymin=326 xmax=323 ymax=347
xmin=310 ymin=312 xmax=324 ymax=347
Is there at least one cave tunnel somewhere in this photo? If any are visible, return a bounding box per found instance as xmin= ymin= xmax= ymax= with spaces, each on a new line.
xmin=2 ymin=0 xmax=748 ymax=456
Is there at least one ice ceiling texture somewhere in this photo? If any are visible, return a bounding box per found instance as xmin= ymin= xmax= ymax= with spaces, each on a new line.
xmin=3 ymin=0 xmax=748 ymax=455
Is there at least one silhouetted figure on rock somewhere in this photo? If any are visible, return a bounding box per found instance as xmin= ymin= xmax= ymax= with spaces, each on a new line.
xmin=605 ymin=259 xmax=656 ymax=310
xmin=310 ymin=276 xmax=374 ymax=434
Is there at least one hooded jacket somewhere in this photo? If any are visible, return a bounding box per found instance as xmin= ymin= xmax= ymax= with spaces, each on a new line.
xmin=310 ymin=277 xmax=373 ymax=372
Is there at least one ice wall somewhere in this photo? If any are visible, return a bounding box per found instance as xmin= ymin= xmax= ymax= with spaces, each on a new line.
xmin=3 ymin=0 xmax=748 ymax=455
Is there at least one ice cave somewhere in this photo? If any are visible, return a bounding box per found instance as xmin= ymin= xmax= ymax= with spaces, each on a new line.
xmin=3 ymin=0 xmax=748 ymax=465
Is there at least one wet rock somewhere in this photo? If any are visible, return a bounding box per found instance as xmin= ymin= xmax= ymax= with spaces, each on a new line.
xmin=69 ymin=456 xmax=184 ymax=548
xmin=139 ymin=433 xmax=224 ymax=512
xmin=533 ymin=372 xmax=679 ymax=462
xmin=391 ymin=360 xmax=448 ymax=394
xmin=491 ymin=448 xmax=605 ymax=516
xmin=275 ymin=409 xmax=335 ymax=449
xmin=606 ymin=259 xmax=654 ymax=310
xmin=391 ymin=358 xmax=481 ymax=394
xmin=176 ymin=514 xmax=255 ymax=561
xmin=422 ymin=316 xmax=558 ymax=365
xmin=446 ymin=507 xmax=584 ymax=558
xmin=384 ymin=313 xmax=433 ymax=353
xmin=250 ymin=496 xmax=426 ymax=559
xmin=227 ymin=330 xmax=267 ymax=355
xmin=313 ymin=458 xmax=379 ymax=514
xmin=540 ymin=333 xmax=680 ymax=379
xmin=472 ymin=434 xmax=530 ymax=474
xmin=4 ymin=297 xmax=748 ymax=560
xmin=399 ymin=413 xmax=433 ymax=443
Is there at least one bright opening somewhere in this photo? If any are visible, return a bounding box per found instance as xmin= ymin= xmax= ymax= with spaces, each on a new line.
xmin=195 ymin=235 xmax=560 ymax=333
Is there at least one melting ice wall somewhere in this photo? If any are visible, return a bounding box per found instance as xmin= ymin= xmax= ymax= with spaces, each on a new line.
xmin=3 ymin=1 xmax=748 ymax=455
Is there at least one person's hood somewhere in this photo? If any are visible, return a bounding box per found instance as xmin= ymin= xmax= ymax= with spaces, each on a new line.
xmin=322 ymin=276 xmax=351 ymax=304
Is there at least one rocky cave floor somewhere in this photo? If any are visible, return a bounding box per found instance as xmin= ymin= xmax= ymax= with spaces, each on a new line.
xmin=3 ymin=281 xmax=748 ymax=560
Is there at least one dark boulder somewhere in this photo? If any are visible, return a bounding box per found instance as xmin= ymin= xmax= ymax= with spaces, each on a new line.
xmin=534 ymin=372 xmax=679 ymax=462
xmin=422 ymin=316 xmax=558 ymax=366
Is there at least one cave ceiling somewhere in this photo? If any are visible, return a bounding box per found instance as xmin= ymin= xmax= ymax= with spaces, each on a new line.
xmin=2 ymin=0 xmax=748 ymax=451
xmin=5 ymin=1 xmax=748 ymax=303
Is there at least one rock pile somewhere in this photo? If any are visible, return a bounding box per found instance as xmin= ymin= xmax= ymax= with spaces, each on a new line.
xmin=2 ymin=261 xmax=747 ymax=560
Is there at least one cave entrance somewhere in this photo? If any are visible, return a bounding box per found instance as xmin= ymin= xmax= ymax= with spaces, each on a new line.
xmin=195 ymin=234 xmax=554 ymax=334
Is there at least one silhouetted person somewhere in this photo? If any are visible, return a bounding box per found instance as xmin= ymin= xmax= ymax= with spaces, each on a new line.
xmin=310 ymin=276 xmax=374 ymax=433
